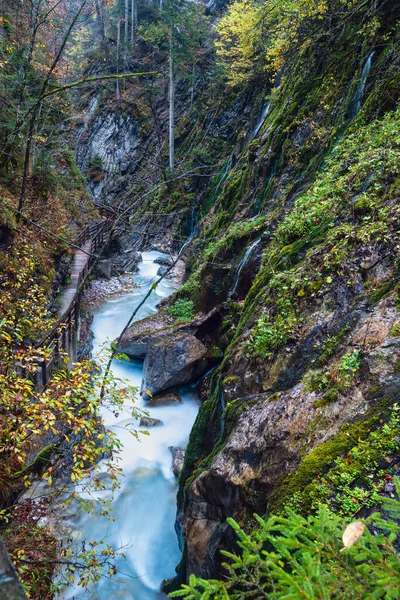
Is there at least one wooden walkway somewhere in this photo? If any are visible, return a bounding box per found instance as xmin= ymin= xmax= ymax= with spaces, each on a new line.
xmin=17 ymin=222 xmax=113 ymax=389
xmin=59 ymin=239 xmax=92 ymax=316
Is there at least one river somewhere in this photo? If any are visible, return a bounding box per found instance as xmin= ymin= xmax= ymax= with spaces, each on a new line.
xmin=60 ymin=251 xmax=200 ymax=599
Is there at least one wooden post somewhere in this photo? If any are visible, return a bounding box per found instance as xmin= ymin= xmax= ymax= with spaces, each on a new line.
xmin=41 ymin=358 xmax=47 ymax=388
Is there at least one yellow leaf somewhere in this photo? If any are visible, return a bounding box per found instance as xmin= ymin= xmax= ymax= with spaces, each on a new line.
xmin=342 ymin=521 xmax=365 ymax=549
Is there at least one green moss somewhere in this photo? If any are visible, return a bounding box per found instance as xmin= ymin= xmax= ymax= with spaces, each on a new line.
xmin=303 ymin=368 xmax=332 ymax=393
xmin=271 ymin=394 xmax=395 ymax=512
xmin=367 ymin=278 xmax=396 ymax=305
xmin=390 ymin=323 xmax=400 ymax=337
xmin=353 ymin=194 xmax=376 ymax=215
xmin=314 ymin=389 xmax=339 ymax=408
xmin=223 ymin=375 xmax=240 ymax=386
xmin=178 ymin=387 xmax=220 ymax=495
xmin=318 ymin=325 xmax=350 ymax=365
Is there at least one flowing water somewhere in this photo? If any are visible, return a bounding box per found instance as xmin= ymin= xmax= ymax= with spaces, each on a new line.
xmin=350 ymin=51 xmax=375 ymax=118
xmin=59 ymin=251 xmax=200 ymax=600
xmin=232 ymin=239 xmax=261 ymax=294
xmin=251 ymin=102 xmax=271 ymax=139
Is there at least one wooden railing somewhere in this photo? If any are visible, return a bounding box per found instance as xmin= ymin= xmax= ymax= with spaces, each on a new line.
xmin=16 ymin=221 xmax=113 ymax=390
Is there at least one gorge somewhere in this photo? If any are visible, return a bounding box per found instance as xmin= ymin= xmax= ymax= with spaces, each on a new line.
xmin=0 ymin=0 xmax=399 ymax=599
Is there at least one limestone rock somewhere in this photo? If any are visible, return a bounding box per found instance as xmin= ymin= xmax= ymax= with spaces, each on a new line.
xmin=139 ymin=416 xmax=163 ymax=428
xmin=142 ymin=332 xmax=216 ymax=398
xmin=169 ymin=446 xmax=185 ymax=477
xmin=154 ymin=256 xmax=174 ymax=267
xmin=118 ymin=307 xmax=224 ymax=396
xmin=147 ymin=391 xmax=182 ymax=407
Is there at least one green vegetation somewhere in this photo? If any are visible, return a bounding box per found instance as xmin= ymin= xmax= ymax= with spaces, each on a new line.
xmin=171 ymin=490 xmax=400 ymax=599
xmin=169 ymin=298 xmax=195 ymax=322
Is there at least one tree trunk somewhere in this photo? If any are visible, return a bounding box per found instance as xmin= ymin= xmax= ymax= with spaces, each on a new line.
xmin=131 ymin=0 xmax=136 ymax=44
xmin=169 ymin=27 xmax=174 ymax=177
xmin=116 ymin=18 xmax=121 ymax=100
xmin=94 ymin=0 xmax=108 ymax=59
xmin=124 ymin=0 xmax=129 ymax=59
xmin=18 ymin=105 xmax=37 ymax=214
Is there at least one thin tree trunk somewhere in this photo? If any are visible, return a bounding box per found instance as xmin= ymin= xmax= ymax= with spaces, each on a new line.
xmin=18 ymin=0 xmax=88 ymax=216
xmin=94 ymin=0 xmax=107 ymax=47
xmin=130 ymin=0 xmax=136 ymax=44
xmin=168 ymin=27 xmax=174 ymax=177
xmin=124 ymin=0 xmax=128 ymax=60
xmin=190 ymin=62 xmax=195 ymax=107
xmin=116 ymin=18 xmax=121 ymax=100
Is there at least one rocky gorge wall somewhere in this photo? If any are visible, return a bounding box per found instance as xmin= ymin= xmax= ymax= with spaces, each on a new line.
xmin=165 ymin=1 xmax=400 ymax=587
xmin=73 ymin=0 xmax=400 ymax=590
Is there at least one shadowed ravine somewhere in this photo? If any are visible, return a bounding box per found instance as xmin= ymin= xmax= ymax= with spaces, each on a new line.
xmin=59 ymin=252 xmax=200 ymax=599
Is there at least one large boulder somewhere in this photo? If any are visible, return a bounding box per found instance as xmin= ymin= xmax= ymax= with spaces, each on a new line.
xmin=142 ymin=332 xmax=216 ymax=397
xmin=117 ymin=307 xmax=225 ymax=396
xmin=117 ymin=311 xmax=175 ymax=359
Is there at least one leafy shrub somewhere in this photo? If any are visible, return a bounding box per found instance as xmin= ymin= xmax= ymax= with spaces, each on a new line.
xmin=169 ymin=299 xmax=195 ymax=322
xmin=171 ymin=483 xmax=400 ymax=599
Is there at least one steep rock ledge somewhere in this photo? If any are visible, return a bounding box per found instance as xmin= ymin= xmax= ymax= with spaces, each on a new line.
xmin=118 ymin=307 xmax=225 ymax=397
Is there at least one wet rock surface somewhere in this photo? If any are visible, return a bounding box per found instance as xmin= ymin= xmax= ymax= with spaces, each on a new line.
xmin=147 ymin=391 xmax=182 ymax=407
xmin=142 ymin=333 xmax=215 ymax=397
xmin=178 ymin=286 xmax=400 ymax=581
xmin=118 ymin=308 xmax=224 ymax=397
xmin=169 ymin=446 xmax=185 ymax=477
xmin=139 ymin=416 xmax=163 ymax=428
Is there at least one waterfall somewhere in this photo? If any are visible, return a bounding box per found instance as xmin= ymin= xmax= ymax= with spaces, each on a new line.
xmin=350 ymin=51 xmax=375 ymax=118
xmin=232 ymin=238 xmax=261 ymax=293
xmin=178 ymin=206 xmax=199 ymax=254
xmin=250 ymin=71 xmax=282 ymax=141
xmin=214 ymin=154 xmax=233 ymax=197
xmin=252 ymin=102 xmax=271 ymax=138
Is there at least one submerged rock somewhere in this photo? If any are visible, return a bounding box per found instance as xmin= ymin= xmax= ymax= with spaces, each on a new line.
xmin=139 ymin=416 xmax=163 ymax=428
xmin=155 ymin=256 xmax=174 ymax=267
xmin=169 ymin=446 xmax=185 ymax=477
xmin=157 ymin=265 xmax=169 ymax=277
xmin=147 ymin=391 xmax=182 ymax=407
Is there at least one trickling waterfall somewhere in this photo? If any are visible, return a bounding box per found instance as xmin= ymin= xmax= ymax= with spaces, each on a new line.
xmin=213 ymin=153 xmax=234 ymax=200
xmin=252 ymin=102 xmax=271 ymax=138
xmin=178 ymin=206 xmax=199 ymax=254
xmin=350 ymin=51 xmax=375 ymax=118
xmin=249 ymin=70 xmax=282 ymax=141
xmin=219 ymin=390 xmax=226 ymax=435
xmin=232 ymin=238 xmax=261 ymax=293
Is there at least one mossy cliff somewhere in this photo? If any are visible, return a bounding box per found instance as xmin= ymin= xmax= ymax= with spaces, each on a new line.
xmin=160 ymin=0 xmax=400 ymax=587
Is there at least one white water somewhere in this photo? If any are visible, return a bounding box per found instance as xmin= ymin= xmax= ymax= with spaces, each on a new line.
xmin=350 ymin=51 xmax=374 ymax=118
xmin=251 ymin=102 xmax=271 ymax=138
xmin=232 ymin=239 xmax=261 ymax=294
xmin=59 ymin=251 xmax=200 ymax=600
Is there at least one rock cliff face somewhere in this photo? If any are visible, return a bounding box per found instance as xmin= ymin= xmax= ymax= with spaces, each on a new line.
xmin=165 ymin=2 xmax=400 ymax=586
xmin=75 ymin=100 xmax=140 ymax=204
xmin=75 ymin=0 xmax=399 ymax=590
